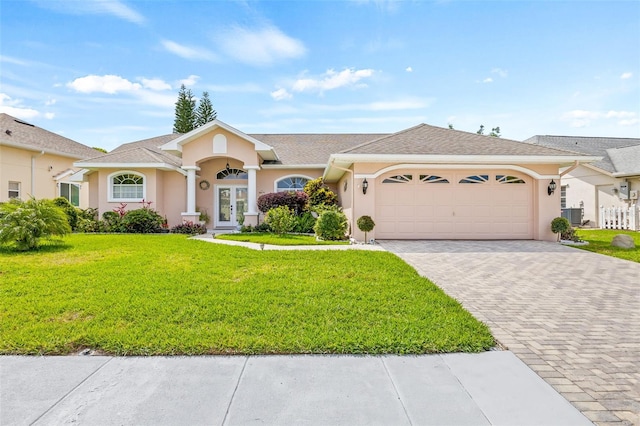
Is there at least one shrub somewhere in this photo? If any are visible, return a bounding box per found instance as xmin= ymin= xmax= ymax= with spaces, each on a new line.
xmin=102 ymin=211 xmax=124 ymax=233
xmin=293 ymin=211 xmax=316 ymax=234
xmin=314 ymin=209 xmax=348 ymax=240
xmin=257 ymin=191 xmax=308 ymax=214
xmin=304 ymin=177 xmax=338 ymax=209
xmin=265 ymin=206 xmax=296 ymax=235
xmin=254 ymin=221 xmax=271 ymax=232
xmin=0 ymin=198 xmax=71 ymax=251
xmin=122 ymin=208 xmax=164 ymax=233
xmin=551 ymin=217 xmax=571 ymax=241
xmin=356 ymin=215 xmax=375 ymax=242
xmin=171 ymin=221 xmax=207 ymax=235
xmin=53 ymin=197 xmax=79 ymax=231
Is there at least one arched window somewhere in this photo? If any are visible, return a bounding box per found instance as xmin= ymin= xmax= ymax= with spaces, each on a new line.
xmin=109 ymin=172 xmax=145 ymax=201
xmin=216 ymin=168 xmax=248 ymax=180
xmin=276 ymin=176 xmax=310 ymax=192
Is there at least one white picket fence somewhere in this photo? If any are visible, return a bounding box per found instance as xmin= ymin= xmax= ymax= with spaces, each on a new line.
xmin=600 ymin=205 xmax=639 ymax=231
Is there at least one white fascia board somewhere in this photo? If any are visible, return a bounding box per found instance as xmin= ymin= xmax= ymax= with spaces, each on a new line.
xmin=612 ymin=171 xmax=640 ymax=178
xmin=329 ymin=153 xmax=602 ymax=164
xmin=67 ymin=169 xmax=89 ymax=182
xmin=582 ymin=162 xmax=614 ymax=177
xmin=260 ymin=164 xmax=326 ymax=169
xmin=72 ymin=162 xmax=187 ymax=175
xmin=1 ymin=140 xmax=91 ymax=160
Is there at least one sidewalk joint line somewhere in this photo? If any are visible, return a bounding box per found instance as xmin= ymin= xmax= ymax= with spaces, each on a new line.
xmin=381 ymin=357 xmax=413 ymax=426
xmin=29 ymin=357 xmax=114 ymax=425
xmin=221 ymin=356 xmax=249 ymax=426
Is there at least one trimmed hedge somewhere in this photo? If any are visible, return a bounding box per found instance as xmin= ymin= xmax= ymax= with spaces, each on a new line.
xmin=257 ymin=191 xmax=308 ymax=214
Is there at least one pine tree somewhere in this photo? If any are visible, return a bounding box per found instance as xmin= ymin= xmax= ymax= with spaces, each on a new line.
xmin=195 ymin=91 xmax=217 ymax=127
xmin=173 ymin=84 xmax=196 ymax=134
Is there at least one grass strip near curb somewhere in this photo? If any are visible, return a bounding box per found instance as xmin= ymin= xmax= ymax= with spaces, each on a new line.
xmin=574 ymin=229 xmax=640 ymax=263
xmin=214 ymin=232 xmax=348 ymax=246
xmin=0 ymin=234 xmax=494 ymax=355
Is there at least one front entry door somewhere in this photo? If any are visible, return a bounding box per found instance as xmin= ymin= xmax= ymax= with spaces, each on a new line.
xmin=216 ymin=186 xmax=248 ymax=227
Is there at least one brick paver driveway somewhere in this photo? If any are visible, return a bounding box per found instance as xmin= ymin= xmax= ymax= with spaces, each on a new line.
xmin=380 ymin=240 xmax=639 ymax=426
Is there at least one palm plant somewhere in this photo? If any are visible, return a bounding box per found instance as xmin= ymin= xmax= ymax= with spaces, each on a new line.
xmin=0 ymin=198 xmax=71 ymax=250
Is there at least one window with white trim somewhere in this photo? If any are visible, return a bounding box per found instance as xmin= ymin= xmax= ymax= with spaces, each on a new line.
xmin=60 ymin=182 xmax=80 ymax=206
xmin=420 ymin=174 xmax=449 ymax=183
xmin=110 ymin=173 xmax=144 ymax=201
xmin=496 ymin=175 xmax=526 ymax=184
xmin=8 ymin=181 xmax=20 ymax=199
xmin=276 ymin=176 xmax=309 ymax=192
xmin=561 ymin=185 xmax=567 ymax=209
xmin=459 ymin=175 xmax=489 ymax=184
xmin=382 ymin=174 xmax=412 ymax=183
xmin=216 ymin=168 xmax=248 ymax=180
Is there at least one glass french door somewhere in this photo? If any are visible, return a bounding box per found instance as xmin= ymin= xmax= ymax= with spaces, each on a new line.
xmin=216 ymin=186 xmax=248 ymax=227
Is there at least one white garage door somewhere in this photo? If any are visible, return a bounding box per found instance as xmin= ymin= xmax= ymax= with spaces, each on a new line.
xmin=375 ymin=170 xmax=533 ymax=239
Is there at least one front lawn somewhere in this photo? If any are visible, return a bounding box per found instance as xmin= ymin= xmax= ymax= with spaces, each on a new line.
xmin=0 ymin=234 xmax=494 ymax=355
xmin=574 ymin=229 xmax=640 ymax=263
xmin=215 ymin=232 xmax=348 ymax=246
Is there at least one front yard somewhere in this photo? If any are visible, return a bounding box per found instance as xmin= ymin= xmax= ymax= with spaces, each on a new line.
xmin=0 ymin=234 xmax=494 ymax=355
xmin=574 ymin=229 xmax=640 ymax=263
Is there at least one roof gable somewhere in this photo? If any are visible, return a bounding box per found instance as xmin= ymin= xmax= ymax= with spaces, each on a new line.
xmin=0 ymin=113 xmax=101 ymax=159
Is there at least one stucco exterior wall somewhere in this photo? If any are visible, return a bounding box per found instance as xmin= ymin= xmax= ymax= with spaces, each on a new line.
xmin=1 ymin=145 xmax=89 ymax=207
xmin=561 ymin=165 xmax=638 ymax=224
xmin=183 ymin=128 xmax=261 ymax=168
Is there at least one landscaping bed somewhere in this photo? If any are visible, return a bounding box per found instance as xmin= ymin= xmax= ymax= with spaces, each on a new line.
xmin=0 ymin=234 xmax=494 ymax=355
xmin=214 ymin=232 xmax=348 ymax=246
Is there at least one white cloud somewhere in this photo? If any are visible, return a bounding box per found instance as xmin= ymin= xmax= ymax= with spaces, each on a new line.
xmin=218 ymin=25 xmax=306 ymax=66
xmin=177 ymin=75 xmax=199 ymax=87
xmin=620 ymin=72 xmax=633 ymax=79
xmin=141 ymin=78 xmax=172 ymax=91
xmin=0 ymin=93 xmax=40 ymax=119
xmin=206 ymin=83 xmax=263 ymax=93
xmin=33 ymin=0 xmax=145 ymax=25
xmin=44 ymin=112 xmax=55 ymax=119
xmin=270 ymin=88 xmax=292 ymax=101
xmin=161 ymin=40 xmax=217 ymax=62
xmin=491 ymin=68 xmax=508 ymax=78
xmin=405 ymin=67 xmax=413 ymax=72
xmin=67 ymin=74 xmax=141 ymax=94
xmin=352 ymin=0 xmax=401 ymax=13
xmin=482 ymin=77 xmax=493 ymax=83
xmin=292 ymin=68 xmax=375 ymax=93
xmin=45 ymin=98 xmax=57 ymax=106
xmin=562 ymin=109 xmax=638 ymax=128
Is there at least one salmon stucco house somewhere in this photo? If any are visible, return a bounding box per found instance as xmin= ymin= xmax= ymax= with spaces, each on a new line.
xmin=74 ymin=120 xmax=597 ymax=242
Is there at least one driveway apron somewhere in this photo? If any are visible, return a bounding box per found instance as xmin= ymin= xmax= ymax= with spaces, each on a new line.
xmin=380 ymin=240 xmax=640 ymax=426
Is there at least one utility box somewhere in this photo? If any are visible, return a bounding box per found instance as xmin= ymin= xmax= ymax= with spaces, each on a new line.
xmin=561 ymin=208 xmax=583 ymax=226
xmin=619 ymin=181 xmax=629 ymax=199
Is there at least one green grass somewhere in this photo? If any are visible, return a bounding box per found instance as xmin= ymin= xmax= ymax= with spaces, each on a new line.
xmin=0 ymin=234 xmax=494 ymax=355
xmin=574 ymin=229 xmax=640 ymax=263
xmin=215 ymin=232 xmax=348 ymax=246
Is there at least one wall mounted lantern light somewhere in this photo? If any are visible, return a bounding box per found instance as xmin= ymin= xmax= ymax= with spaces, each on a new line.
xmin=362 ymin=178 xmax=369 ymax=195
xmin=548 ymin=179 xmax=557 ymax=196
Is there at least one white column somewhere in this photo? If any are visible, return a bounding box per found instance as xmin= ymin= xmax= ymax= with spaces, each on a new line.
xmin=183 ymin=166 xmax=200 ymax=214
xmin=246 ymin=166 xmax=259 ymax=214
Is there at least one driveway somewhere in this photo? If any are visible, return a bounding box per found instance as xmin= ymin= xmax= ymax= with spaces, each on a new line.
xmin=380 ymin=240 xmax=640 ymax=426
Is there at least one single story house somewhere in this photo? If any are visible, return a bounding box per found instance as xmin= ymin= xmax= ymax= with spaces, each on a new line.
xmin=524 ymin=135 xmax=640 ymax=226
xmin=75 ymin=120 xmax=597 ymax=241
xmin=0 ymin=113 xmax=102 ymax=207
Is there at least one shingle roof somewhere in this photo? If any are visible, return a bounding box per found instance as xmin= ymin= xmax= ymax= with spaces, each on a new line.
xmin=0 ymin=113 xmax=102 ymax=159
xmin=248 ymin=133 xmax=388 ymax=165
xmin=523 ymin=135 xmax=640 ymax=173
xmin=343 ymin=124 xmax=579 ymax=157
xmin=75 ymin=133 xmax=182 ymax=168
xmin=607 ymin=145 xmax=640 ymax=175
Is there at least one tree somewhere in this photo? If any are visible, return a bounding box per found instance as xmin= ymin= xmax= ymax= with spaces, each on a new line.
xmin=477 ymin=125 xmax=501 ymax=137
xmin=195 ymin=91 xmax=217 ymax=127
xmin=173 ymin=84 xmax=196 ymax=134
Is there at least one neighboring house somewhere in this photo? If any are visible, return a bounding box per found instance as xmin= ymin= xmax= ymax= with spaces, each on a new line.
xmin=75 ymin=120 xmax=596 ymax=241
xmin=524 ymin=135 xmax=640 ymax=226
xmin=0 ymin=113 xmax=102 ymax=207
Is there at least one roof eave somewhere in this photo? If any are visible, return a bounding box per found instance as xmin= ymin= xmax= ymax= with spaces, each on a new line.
xmin=261 ymin=163 xmax=326 ymax=169
xmin=1 ymin=139 xmax=96 ymax=160
xmin=328 ymin=153 xmax=602 ymax=164
xmin=72 ymin=162 xmax=187 ymax=175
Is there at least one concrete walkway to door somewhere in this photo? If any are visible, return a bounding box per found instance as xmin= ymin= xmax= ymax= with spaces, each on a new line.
xmin=380 ymin=240 xmax=640 ymax=426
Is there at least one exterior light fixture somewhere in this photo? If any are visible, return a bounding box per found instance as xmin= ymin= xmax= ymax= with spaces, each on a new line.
xmin=362 ymin=178 xmax=369 ymax=195
xmin=548 ymin=179 xmax=557 ymax=196
xmin=225 ymin=160 xmax=231 ymax=172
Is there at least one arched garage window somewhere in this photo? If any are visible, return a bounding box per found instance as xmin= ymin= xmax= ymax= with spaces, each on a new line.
xmin=276 ymin=176 xmax=309 ymax=192
xmin=109 ymin=172 xmax=145 ymax=201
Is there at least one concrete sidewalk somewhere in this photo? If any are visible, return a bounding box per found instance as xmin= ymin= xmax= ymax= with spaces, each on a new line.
xmin=1 ymin=352 xmax=590 ymax=426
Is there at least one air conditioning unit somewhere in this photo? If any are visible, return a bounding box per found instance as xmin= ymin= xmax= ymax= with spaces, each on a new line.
xmin=630 ymin=190 xmax=639 ymax=200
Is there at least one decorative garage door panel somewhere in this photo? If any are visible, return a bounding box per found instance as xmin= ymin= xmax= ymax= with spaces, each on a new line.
xmin=375 ymin=171 xmax=532 ymax=239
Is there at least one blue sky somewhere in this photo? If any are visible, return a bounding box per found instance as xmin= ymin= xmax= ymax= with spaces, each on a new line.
xmin=1 ymin=0 xmax=638 ymax=151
